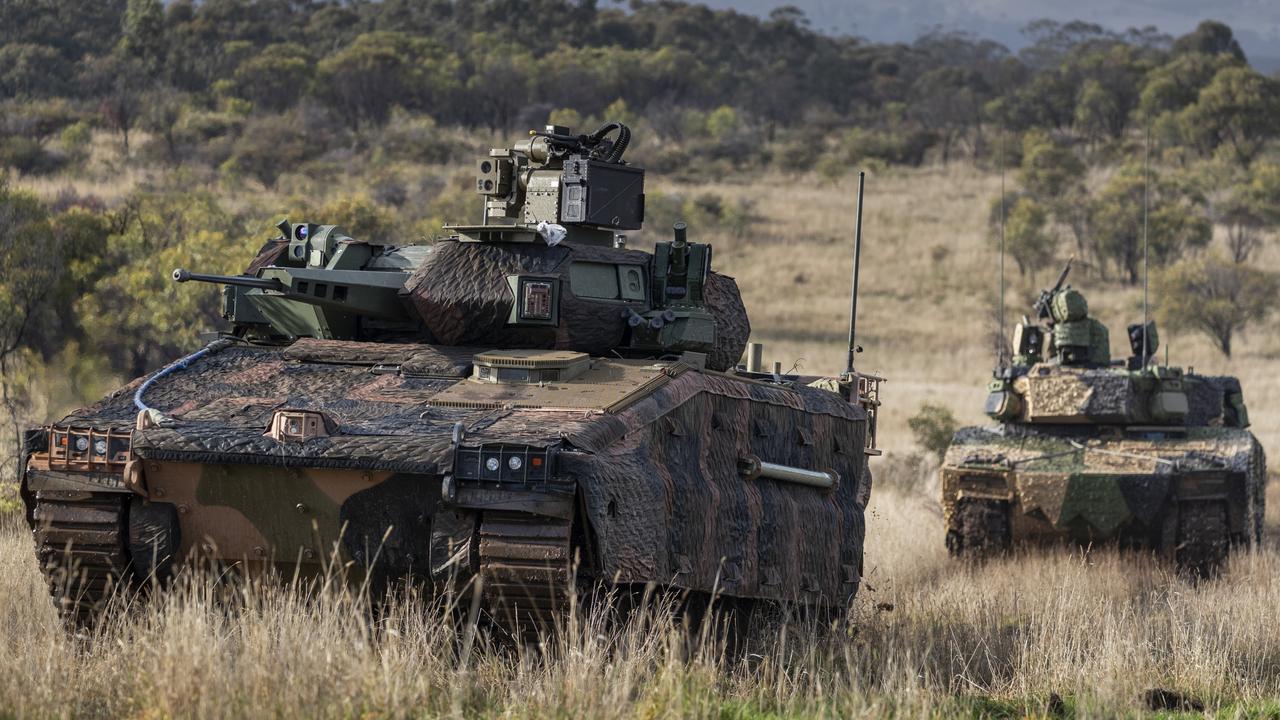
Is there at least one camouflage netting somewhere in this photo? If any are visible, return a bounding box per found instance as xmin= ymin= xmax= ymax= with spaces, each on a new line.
xmin=564 ymin=371 xmax=868 ymax=604
xmin=58 ymin=338 xmax=869 ymax=604
xmin=402 ymin=240 xmax=750 ymax=371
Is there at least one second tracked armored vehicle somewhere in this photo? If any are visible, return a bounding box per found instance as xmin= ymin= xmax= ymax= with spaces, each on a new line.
xmin=941 ymin=261 xmax=1264 ymax=576
xmin=22 ymin=123 xmax=884 ymax=631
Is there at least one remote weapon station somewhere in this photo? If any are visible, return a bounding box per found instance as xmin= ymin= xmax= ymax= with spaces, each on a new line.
xmin=22 ymin=124 xmax=884 ymax=630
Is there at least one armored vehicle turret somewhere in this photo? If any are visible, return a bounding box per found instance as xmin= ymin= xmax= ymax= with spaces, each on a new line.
xmin=941 ymin=261 xmax=1264 ymax=576
xmin=22 ymin=123 xmax=883 ymax=632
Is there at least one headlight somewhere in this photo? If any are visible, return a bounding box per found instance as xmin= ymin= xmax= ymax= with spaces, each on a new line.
xmin=453 ymin=444 xmax=554 ymax=484
xmin=75 ymin=437 xmax=89 ymax=452
xmin=93 ymin=439 xmax=108 ymax=456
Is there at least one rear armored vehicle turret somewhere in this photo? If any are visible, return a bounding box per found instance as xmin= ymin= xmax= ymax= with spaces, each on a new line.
xmin=941 ymin=261 xmax=1264 ymax=576
xmin=22 ymin=124 xmax=884 ymax=631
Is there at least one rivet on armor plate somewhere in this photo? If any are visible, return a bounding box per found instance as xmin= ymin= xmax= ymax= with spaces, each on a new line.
xmin=177 ymin=504 xmax=188 ymax=515
xmin=254 ymin=546 xmax=266 ymax=557
xmin=153 ymin=487 xmax=166 ymax=498
xmin=295 ymin=503 xmax=308 ymax=514
xmin=303 ymin=548 xmax=316 ymax=560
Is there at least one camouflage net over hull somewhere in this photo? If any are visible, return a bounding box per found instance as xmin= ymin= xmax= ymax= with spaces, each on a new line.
xmin=45 ymin=338 xmax=868 ymax=606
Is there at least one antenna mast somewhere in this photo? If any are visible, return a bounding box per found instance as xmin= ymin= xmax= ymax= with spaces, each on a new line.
xmin=845 ymin=171 xmax=865 ymax=376
xmin=998 ymin=133 xmax=1007 ymax=369
xmin=1142 ymin=123 xmax=1151 ymax=368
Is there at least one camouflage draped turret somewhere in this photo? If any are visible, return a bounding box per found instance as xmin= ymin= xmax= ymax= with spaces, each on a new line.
xmin=22 ymin=124 xmax=883 ymax=630
xmin=942 ymin=261 xmax=1265 ymax=576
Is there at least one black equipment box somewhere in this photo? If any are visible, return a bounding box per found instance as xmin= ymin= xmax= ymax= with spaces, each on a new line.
xmin=559 ymin=154 xmax=645 ymax=230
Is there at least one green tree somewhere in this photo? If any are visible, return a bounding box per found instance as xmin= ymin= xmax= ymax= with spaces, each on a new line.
xmin=1212 ymin=162 xmax=1280 ymax=263
xmin=232 ymin=43 xmax=313 ymax=112
xmin=705 ymin=105 xmax=742 ymax=142
xmin=314 ymin=32 xmax=458 ymax=129
xmin=909 ymin=67 xmax=988 ymax=163
xmin=461 ymin=41 xmax=532 ymax=131
xmin=908 ymin=403 xmax=958 ymax=461
xmin=120 ymin=0 xmax=164 ymax=72
xmin=1156 ymin=255 xmax=1279 ymax=357
xmin=1172 ymin=20 xmax=1246 ymax=62
xmin=0 ymin=181 xmax=57 ymax=480
xmin=317 ymin=194 xmax=400 ymax=243
xmin=1178 ymin=66 xmax=1280 ymax=168
xmin=1017 ymin=130 xmax=1089 ymax=258
xmin=219 ymin=112 xmax=319 ymax=188
xmin=0 ymin=43 xmax=70 ymax=97
xmin=999 ymin=196 xmax=1055 ymax=280
xmin=76 ymin=191 xmax=248 ymax=376
xmin=1090 ymin=165 xmax=1212 ymax=283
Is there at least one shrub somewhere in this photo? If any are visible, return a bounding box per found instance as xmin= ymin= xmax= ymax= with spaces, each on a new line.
xmin=908 ymin=403 xmax=958 ymax=461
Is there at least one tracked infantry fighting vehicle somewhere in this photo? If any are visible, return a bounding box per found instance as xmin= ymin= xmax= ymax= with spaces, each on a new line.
xmin=941 ymin=261 xmax=1264 ymax=576
xmin=22 ymin=123 xmax=883 ymax=630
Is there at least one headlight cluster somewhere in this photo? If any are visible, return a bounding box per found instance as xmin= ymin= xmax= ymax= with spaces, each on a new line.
xmin=453 ymin=443 xmax=554 ymax=484
xmin=48 ymin=426 xmax=131 ymax=470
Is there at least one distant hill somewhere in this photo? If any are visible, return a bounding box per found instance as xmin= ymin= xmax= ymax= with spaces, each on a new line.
xmin=700 ymin=0 xmax=1280 ymax=72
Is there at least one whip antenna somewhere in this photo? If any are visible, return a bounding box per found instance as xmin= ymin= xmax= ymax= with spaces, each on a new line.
xmin=1142 ymin=122 xmax=1151 ymax=368
xmin=998 ymin=133 xmax=1007 ymax=368
xmin=845 ymin=171 xmax=866 ymax=376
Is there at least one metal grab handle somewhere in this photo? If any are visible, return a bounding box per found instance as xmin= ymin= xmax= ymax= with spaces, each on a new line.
xmin=737 ymin=455 xmax=838 ymax=490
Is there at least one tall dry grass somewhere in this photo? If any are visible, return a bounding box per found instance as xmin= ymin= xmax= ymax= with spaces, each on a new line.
xmin=4 ymin=478 xmax=1280 ymax=718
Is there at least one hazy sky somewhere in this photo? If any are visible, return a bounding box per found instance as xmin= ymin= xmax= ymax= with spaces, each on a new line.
xmin=700 ymin=0 xmax=1280 ymax=68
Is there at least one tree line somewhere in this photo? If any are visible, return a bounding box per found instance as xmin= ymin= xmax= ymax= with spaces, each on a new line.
xmin=2 ymin=0 xmax=1280 ymax=453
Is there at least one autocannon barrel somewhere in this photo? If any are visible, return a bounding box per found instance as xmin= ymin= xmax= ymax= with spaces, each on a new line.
xmin=172 ymin=268 xmax=286 ymax=292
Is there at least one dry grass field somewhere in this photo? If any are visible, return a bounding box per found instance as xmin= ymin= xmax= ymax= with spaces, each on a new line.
xmin=5 ymin=160 xmax=1280 ymax=717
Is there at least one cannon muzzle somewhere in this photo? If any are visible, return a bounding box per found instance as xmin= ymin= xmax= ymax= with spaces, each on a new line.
xmin=171 ymin=268 xmax=287 ymax=292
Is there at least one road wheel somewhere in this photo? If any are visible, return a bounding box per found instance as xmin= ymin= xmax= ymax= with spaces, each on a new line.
xmin=1175 ymin=500 xmax=1228 ymax=579
xmin=949 ymin=498 xmax=1010 ymax=561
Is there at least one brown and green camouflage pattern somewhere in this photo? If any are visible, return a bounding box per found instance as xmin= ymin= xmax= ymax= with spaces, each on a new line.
xmin=26 ymin=336 xmax=874 ymax=607
xmin=942 ymin=421 xmax=1265 ymax=549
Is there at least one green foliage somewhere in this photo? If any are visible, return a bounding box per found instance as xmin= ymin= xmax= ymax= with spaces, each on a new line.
xmin=908 ymin=403 xmax=958 ymax=461
xmin=120 ymin=0 xmax=164 ymax=72
xmin=1156 ymin=255 xmax=1280 ymax=357
xmin=73 ymin=191 xmax=250 ymax=375
xmin=220 ymin=112 xmax=321 ymax=188
xmin=1214 ymin=163 xmax=1280 ymax=263
xmin=642 ymin=192 xmax=753 ymax=240
xmin=705 ymin=106 xmax=742 ymax=142
xmin=1018 ymin=130 xmax=1084 ymax=200
xmin=992 ymin=195 xmax=1055 ymax=278
xmin=231 ymin=43 xmax=313 ymax=112
xmin=1172 ymin=20 xmax=1247 ymax=61
xmin=58 ymin=121 xmax=92 ymax=159
xmin=1178 ymin=66 xmax=1280 ymax=169
xmin=836 ymin=127 xmax=936 ymax=168
xmin=0 ymin=43 xmax=70 ymax=97
xmin=316 ymin=194 xmax=399 ymax=244
xmin=0 ymin=136 xmax=54 ymax=174
xmin=315 ymin=32 xmax=459 ymax=130
xmin=1090 ymin=165 xmax=1211 ymax=283
xmin=0 ymin=482 xmax=20 ymax=515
